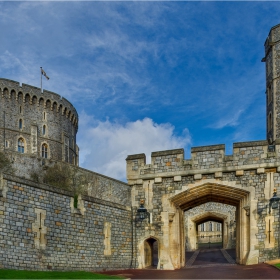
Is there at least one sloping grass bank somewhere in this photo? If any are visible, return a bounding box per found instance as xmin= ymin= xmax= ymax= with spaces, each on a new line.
xmin=0 ymin=269 xmax=123 ymax=279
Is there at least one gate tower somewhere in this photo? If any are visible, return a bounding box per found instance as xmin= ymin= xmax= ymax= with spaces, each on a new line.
xmin=263 ymin=24 xmax=280 ymax=143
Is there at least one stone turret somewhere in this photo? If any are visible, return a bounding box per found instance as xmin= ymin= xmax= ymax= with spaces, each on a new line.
xmin=263 ymin=24 xmax=280 ymax=143
xmin=0 ymin=78 xmax=79 ymax=165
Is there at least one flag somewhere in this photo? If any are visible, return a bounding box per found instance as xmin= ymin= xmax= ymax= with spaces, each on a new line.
xmin=41 ymin=68 xmax=50 ymax=80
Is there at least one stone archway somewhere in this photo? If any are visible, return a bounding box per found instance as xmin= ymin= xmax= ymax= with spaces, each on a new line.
xmin=138 ymin=236 xmax=160 ymax=269
xmin=159 ymin=180 xmax=258 ymax=269
xmin=188 ymin=211 xmax=230 ymax=251
xmin=144 ymin=237 xmax=159 ymax=268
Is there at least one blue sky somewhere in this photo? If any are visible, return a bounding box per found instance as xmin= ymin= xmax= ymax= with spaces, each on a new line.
xmin=0 ymin=1 xmax=278 ymax=181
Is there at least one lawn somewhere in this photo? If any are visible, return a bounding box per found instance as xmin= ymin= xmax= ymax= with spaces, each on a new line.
xmin=0 ymin=269 xmax=124 ymax=279
xmin=274 ymin=263 xmax=280 ymax=269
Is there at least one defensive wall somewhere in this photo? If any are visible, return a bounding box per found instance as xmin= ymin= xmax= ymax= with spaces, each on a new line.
xmin=5 ymin=152 xmax=131 ymax=207
xmin=0 ymin=173 xmax=132 ymax=271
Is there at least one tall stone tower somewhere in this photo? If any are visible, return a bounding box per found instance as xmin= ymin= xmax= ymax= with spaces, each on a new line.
xmin=263 ymin=24 xmax=280 ymax=143
xmin=0 ymin=78 xmax=79 ymax=170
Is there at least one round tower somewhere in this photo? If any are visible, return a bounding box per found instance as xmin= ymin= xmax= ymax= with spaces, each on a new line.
xmin=0 ymin=78 xmax=79 ymax=165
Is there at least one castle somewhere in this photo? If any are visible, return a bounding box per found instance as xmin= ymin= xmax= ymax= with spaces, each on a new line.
xmin=0 ymin=24 xmax=280 ymax=271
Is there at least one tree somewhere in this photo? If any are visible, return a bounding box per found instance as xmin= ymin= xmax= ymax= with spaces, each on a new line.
xmin=43 ymin=163 xmax=90 ymax=197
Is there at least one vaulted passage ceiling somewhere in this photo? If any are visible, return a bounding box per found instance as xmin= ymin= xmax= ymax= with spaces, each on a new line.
xmin=170 ymin=183 xmax=250 ymax=211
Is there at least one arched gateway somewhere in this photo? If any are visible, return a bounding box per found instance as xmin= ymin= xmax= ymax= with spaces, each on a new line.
xmin=127 ymin=144 xmax=280 ymax=269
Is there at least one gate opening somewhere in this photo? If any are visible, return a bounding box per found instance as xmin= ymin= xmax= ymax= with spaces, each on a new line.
xmin=197 ymin=220 xmax=223 ymax=250
xmin=144 ymin=238 xmax=159 ymax=268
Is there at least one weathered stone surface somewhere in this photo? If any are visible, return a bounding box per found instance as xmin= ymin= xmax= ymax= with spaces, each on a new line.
xmin=0 ymin=174 xmax=132 ymax=271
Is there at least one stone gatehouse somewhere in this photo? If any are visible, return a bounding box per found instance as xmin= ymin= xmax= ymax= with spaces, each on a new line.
xmin=126 ymin=23 xmax=280 ymax=269
xmin=1 ymin=23 xmax=280 ymax=271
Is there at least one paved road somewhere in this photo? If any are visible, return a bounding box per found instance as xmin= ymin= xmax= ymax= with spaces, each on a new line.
xmin=98 ymin=249 xmax=280 ymax=279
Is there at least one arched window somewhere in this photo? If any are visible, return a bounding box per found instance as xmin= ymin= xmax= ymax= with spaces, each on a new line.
xmin=19 ymin=119 xmax=23 ymax=129
xmin=42 ymin=144 xmax=48 ymax=158
xmin=42 ymin=125 xmax=46 ymax=136
xmin=18 ymin=138 xmax=24 ymax=153
xmin=201 ymin=223 xmax=204 ymax=231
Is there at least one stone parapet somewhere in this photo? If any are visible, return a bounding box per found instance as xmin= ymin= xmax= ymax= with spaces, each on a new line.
xmin=126 ymin=141 xmax=280 ymax=180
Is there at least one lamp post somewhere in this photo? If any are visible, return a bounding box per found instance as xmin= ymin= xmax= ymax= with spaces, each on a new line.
xmin=269 ymin=188 xmax=280 ymax=258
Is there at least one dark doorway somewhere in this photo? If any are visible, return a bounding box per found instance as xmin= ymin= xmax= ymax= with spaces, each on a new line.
xmin=144 ymin=238 xmax=158 ymax=268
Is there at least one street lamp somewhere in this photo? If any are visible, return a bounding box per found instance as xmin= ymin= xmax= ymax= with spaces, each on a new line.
xmin=269 ymin=188 xmax=280 ymax=258
xmin=136 ymin=199 xmax=150 ymax=223
xmin=269 ymin=188 xmax=280 ymax=213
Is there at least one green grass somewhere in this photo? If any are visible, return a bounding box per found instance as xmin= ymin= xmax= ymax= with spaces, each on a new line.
xmin=0 ymin=269 xmax=124 ymax=279
xmin=274 ymin=263 xmax=280 ymax=268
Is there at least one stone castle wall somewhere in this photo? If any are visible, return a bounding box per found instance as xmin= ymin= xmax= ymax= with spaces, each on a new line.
xmin=0 ymin=173 xmax=132 ymax=271
xmin=2 ymin=153 xmax=131 ymax=207
xmin=0 ymin=78 xmax=78 ymax=165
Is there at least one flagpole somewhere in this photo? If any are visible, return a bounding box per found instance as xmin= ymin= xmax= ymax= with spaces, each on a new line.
xmin=40 ymin=67 xmax=43 ymax=93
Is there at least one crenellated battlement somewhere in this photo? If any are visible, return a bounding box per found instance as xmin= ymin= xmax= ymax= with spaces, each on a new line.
xmin=0 ymin=78 xmax=78 ymax=127
xmin=126 ymin=140 xmax=280 ymax=181
xmin=0 ymin=78 xmax=79 ymax=166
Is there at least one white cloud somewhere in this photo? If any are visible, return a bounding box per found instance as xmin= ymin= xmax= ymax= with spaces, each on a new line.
xmin=78 ymin=113 xmax=191 ymax=181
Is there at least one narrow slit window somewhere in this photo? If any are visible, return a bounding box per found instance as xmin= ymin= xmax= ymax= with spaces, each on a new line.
xmin=42 ymin=144 xmax=48 ymax=158
xmin=19 ymin=119 xmax=22 ymax=129
xmin=42 ymin=125 xmax=46 ymax=135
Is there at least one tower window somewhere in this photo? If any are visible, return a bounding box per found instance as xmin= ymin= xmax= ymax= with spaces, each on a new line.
xmin=18 ymin=138 xmax=25 ymax=153
xmin=42 ymin=144 xmax=48 ymax=158
xmin=43 ymin=112 xmax=46 ymax=120
xmin=42 ymin=125 xmax=46 ymax=136
xmin=19 ymin=106 xmax=22 ymax=114
xmin=19 ymin=119 xmax=23 ymax=129
xmin=268 ymin=84 xmax=273 ymax=104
